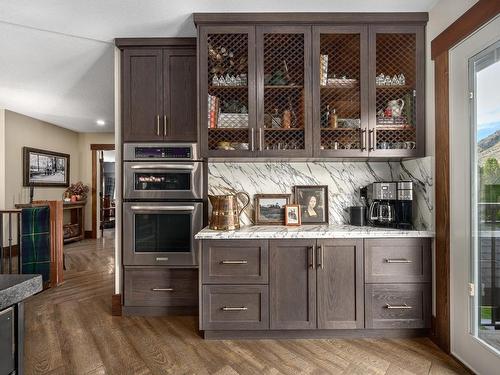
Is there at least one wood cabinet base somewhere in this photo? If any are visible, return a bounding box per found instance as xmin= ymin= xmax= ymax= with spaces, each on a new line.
xmin=203 ymin=328 xmax=429 ymax=340
xmin=123 ymin=306 xmax=198 ymax=316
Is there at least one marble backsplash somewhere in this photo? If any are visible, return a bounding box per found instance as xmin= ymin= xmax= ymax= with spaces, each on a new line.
xmin=208 ymin=156 xmax=434 ymax=230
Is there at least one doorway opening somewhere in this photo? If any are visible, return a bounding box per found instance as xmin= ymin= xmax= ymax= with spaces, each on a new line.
xmin=90 ymin=144 xmax=115 ymax=239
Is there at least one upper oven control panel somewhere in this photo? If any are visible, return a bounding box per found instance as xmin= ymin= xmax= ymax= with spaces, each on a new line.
xmin=124 ymin=143 xmax=199 ymax=161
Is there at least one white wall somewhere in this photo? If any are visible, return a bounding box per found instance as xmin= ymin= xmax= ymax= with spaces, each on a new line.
xmin=426 ymin=0 xmax=479 ymax=156
xmin=0 ymin=109 xmax=5 ymax=210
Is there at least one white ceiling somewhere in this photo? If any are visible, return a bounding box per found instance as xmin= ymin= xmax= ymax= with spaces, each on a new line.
xmin=0 ymin=0 xmax=437 ymax=133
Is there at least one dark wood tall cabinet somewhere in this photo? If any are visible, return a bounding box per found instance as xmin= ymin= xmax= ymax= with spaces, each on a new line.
xmin=117 ymin=38 xmax=197 ymax=142
xmin=195 ymin=13 xmax=427 ymax=159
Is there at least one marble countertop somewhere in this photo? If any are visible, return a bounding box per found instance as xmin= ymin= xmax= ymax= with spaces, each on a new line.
xmin=0 ymin=274 xmax=43 ymax=310
xmin=195 ymin=224 xmax=435 ymax=240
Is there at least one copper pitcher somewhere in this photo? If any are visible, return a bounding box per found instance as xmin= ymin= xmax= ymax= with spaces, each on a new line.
xmin=209 ymin=192 xmax=250 ymax=230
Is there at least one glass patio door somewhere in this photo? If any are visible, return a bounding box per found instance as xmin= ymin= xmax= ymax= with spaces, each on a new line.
xmin=470 ymin=39 xmax=500 ymax=353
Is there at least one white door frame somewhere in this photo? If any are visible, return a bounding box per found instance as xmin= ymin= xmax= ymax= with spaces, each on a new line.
xmin=450 ymin=15 xmax=500 ymax=374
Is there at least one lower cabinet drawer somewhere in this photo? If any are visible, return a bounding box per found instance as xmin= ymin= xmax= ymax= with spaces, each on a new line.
xmin=365 ymin=283 xmax=431 ymax=329
xmin=202 ymin=285 xmax=269 ymax=330
xmin=124 ymin=268 xmax=198 ymax=307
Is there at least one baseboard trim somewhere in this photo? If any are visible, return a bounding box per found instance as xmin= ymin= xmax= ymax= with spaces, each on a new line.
xmin=122 ymin=305 xmax=198 ymax=316
xmin=111 ymin=294 xmax=122 ymax=316
xmin=203 ymin=328 xmax=430 ymax=340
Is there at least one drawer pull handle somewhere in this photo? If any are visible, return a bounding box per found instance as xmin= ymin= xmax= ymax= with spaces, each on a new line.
xmin=151 ymin=288 xmax=174 ymax=292
xmin=220 ymin=260 xmax=248 ymax=264
xmin=156 ymin=257 xmax=169 ymax=261
xmin=385 ymin=258 xmax=412 ymax=263
xmin=385 ymin=303 xmax=412 ymax=309
xmin=221 ymin=306 xmax=248 ymax=311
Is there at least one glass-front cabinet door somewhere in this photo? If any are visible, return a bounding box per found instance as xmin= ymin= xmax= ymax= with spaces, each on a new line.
xmin=313 ymin=26 xmax=368 ymax=157
xmin=369 ymin=25 xmax=424 ymax=157
xmin=256 ymin=26 xmax=312 ymax=157
xmin=199 ymin=26 xmax=256 ymax=157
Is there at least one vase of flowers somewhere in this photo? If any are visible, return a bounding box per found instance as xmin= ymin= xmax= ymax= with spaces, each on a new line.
xmin=65 ymin=181 xmax=89 ymax=202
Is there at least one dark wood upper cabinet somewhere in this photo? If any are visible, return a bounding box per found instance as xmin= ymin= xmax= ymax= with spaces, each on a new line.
xmin=119 ymin=39 xmax=197 ymax=143
xmin=196 ymin=14 xmax=426 ymax=159
xmin=312 ymin=25 xmax=369 ymax=158
xmin=199 ymin=25 xmax=257 ymax=157
xmin=368 ymin=25 xmax=425 ymax=157
xmin=257 ymin=26 xmax=312 ymax=157
xmin=269 ymin=239 xmax=316 ymax=329
xmin=163 ymin=49 xmax=197 ymax=142
xmin=122 ymin=48 xmax=163 ymax=142
xmin=316 ymin=239 xmax=364 ymax=329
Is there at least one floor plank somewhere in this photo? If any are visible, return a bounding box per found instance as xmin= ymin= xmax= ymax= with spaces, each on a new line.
xmin=24 ymin=232 xmax=470 ymax=375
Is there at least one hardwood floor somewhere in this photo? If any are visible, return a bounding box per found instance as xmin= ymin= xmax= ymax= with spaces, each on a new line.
xmin=24 ymin=234 xmax=470 ymax=375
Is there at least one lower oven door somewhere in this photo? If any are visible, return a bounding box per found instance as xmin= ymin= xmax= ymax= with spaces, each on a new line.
xmin=124 ymin=162 xmax=203 ymax=200
xmin=123 ymin=202 xmax=202 ymax=266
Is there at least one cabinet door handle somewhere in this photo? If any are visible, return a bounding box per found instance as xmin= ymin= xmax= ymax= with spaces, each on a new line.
xmin=156 ymin=115 xmax=160 ymax=136
xmin=220 ymin=260 xmax=248 ymax=264
xmin=385 ymin=303 xmax=412 ymax=309
xmin=360 ymin=129 xmax=367 ymax=151
xmin=385 ymin=258 xmax=412 ymax=263
xmin=151 ymin=288 xmax=174 ymax=292
xmin=308 ymin=246 xmax=315 ymax=269
xmin=258 ymin=129 xmax=263 ymax=151
xmin=251 ymin=128 xmax=255 ymax=151
xmin=316 ymin=245 xmax=324 ymax=269
xmin=163 ymin=115 xmax=167 ymax=137
xmin=221 ymin=306 xmax=248 ymax=311
xmin=155 ymin=257 xmax=169 ymax=261
xmin=368 ymin=129 xmax=374 ymax=151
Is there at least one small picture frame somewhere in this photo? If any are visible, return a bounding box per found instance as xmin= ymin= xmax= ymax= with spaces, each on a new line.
xmin=294 ymin=185 xmax=329 ymax=224
xmin=254 ymin=194 xmax=291 ymax=225
xmin=285 ymin=204 xmax=301 ymax=226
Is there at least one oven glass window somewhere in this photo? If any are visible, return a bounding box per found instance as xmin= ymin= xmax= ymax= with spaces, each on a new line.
xmin=134 ymin=213 xmax=191 ymax=252
xmin=134 ymin=172 xmax=191 ymax=191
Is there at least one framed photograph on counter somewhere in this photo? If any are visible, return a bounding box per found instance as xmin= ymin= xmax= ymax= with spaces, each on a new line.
xmin=294 ymin=185 xmax=329 ymax=224
xmin=285 ymin=204 xmax=301 ymax=226
xmin=254 ymin=194 xmax=291 ymax=225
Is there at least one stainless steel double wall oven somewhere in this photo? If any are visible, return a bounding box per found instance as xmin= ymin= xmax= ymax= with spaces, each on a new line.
xmin=123 ymin=143 xmax=204 ymax=266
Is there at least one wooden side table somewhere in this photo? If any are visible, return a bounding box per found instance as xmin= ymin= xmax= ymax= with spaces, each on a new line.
xmin=63 ymin=201 xmax=86 ymax=244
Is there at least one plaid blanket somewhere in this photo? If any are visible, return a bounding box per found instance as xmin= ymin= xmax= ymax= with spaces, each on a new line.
xmin=21 ymin=207 xmax=51 ymax=282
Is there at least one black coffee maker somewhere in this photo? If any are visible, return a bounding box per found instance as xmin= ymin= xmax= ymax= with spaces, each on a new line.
xmin=361 ymin=181 xmax=413 ymax=228
xmin=395 ymin=181 xmax=413 ymax=229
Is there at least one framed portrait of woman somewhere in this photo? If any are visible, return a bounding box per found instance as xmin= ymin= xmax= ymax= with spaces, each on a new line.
xmin=294 ymin=185 xmax=329 ymax=224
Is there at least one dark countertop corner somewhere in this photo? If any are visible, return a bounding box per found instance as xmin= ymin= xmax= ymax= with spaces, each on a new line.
xmin=0 ymin=274 xmax=43 ymax=310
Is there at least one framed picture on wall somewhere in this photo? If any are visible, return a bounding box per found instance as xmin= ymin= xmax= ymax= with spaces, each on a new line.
xmin=23 ymin=147 xmax=70 ymax=187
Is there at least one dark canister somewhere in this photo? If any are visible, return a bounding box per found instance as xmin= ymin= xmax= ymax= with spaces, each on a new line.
xmin=348 ymin=206 xmax=366 ymax=226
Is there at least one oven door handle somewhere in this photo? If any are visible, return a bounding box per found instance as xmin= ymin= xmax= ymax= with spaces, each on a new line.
xmin=130 ymin=164 xmax=195 ymax=170
xmin=130 ymin=205 xmax=195 ymax=211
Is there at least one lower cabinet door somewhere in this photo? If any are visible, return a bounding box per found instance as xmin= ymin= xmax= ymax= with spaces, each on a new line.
xmin=269 ymin=240 xmax=316 ymax=329
xmin=317 ymin=239 xmax=364 ymax=329
xmin=365 ymin=283 xmax=431 ymax=329
xmin=202 ymin=285 xmax=269 ymax=330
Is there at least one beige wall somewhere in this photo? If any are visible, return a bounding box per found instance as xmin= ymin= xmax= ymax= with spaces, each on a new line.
xmin=2 ymin=110 xmax=114 ymax=232
xmin=77 ymin=132 xmax=114 ymax=232
xmin=4 ymin=110 xmax=80 ymax=207
xmin=426 ymin=0 xmax=479 ymax=156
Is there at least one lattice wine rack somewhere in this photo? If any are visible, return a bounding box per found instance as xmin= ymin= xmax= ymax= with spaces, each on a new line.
xmin=375 ymin=33 xmax=416 ymax=151
xmin=263 ymin=33 xmax=305 ymax=151
xmin=207 ymin=33 xmax=250 ymax=151
xmin=319 ymin=33 xmax=361 ymax=151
